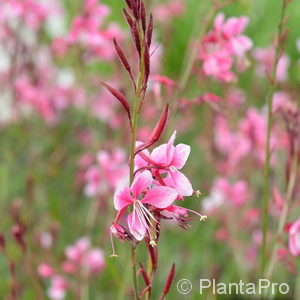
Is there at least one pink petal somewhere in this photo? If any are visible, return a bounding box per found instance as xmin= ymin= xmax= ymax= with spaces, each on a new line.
xmin=150 ymin=132 xmax=178 ymax=167
xmin=168 ymin=169 xmax=193 ymax=196
xmin=130 ymin=170 xmax=153 ymax=197
xmin=171 ymin=144 xmax=190 ymax=169
xmin=290 ymin=219 xmax=300 ymax=235
xmin=150 ymin=143 xmax=168 ymax=164
xmin=166 ymin=131 xmax=176 ymax=164
xmin=114 ymin=186 xmax=132 ymax=210
xmin=142 ymin=186 xmax=178 ymax=208
xmin=135 ymin=141 xmax=150 ymax=169
xmin=235 ymin=16 xmax=249 ymax=34
xmin=127 ymin=211 xmax=147 ymax=241
xmin=214 ymin=13 xmax=225 ymax=31
xmin=231 ymin=36 xmax=253 ymax=57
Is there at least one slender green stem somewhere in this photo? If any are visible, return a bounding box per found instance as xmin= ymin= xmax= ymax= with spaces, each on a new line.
xmin=265 ymin=154 xmax=298 ymax=280
xmin=129 ymin=72 xmax=143 ymax=183
xmin=129 ymin=69 xmax=143 ymax=300
xmin=260 ymin=0 xmax=289 ymax=276
xmin=128 ymin=22 xmax=145 ymax=300
xmin=295 ymin=259 xmax=300 ymax=300
xmin=131 ymin=246 xmax=139 ymax=300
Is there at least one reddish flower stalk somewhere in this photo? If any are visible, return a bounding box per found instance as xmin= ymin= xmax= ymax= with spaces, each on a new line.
xmin=158 ymin=263 xmax=176 ymax=300
xmin=135 ymin=104 xmax=169 ymax=154
xmin=109 ymin=1 xmax=206 ymax=299
xmin=113 ymin=38 xmax=136 ymax=90
xmin=101 ymin=82 xmax=132 ymax=129
xmin=112 ymin=1 xmax=154 ymax=299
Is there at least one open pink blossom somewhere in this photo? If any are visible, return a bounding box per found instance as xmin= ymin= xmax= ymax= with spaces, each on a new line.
xmin=289 ymin=218 xmax=300 ymax=256
xmin=114 ymin=170 xmax=178 ymax=240
xmin=136 ymin=131 xmax=193 ymax=196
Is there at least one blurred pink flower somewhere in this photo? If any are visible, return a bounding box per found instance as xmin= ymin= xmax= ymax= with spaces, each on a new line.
xmin=214 ymin=177 xmax=249 ymax=206
xmin=203 ymin=177 xmax=249 ymax=211
xmin=65 ymin=237 xmax=90 ymax=262
xmin=84 ymin=249 xmax=105 ymax=273
xmin=253 ymin=47 xmax=290 ymax=81
xmin=38 ymin=263 xmax=54 ymax=278
xmin=52 ymin=0 xmax=123 ymax=60
xmin=199 ymin=13 xmax=252 ymax=82
xmin=153 ymin=0 xmax=185 ymax=23
xmin=84 ymin=149 xmax=128 ymax=197
xmin=289 ymin=219 xmax=300 ymax=256
xmin=272 ymin=91 xmax=295 ymax=113
xmin=0 ymin=0 xmax=55 ymax=31
xmin=47 ymin=275 xmax=68 ymax=300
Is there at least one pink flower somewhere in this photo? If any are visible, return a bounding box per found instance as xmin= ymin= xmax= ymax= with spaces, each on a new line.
xmin=199 ymin=13 xmax=252 ymax=82
xmin=214 ymin=116 xmax=250 ymax=171
xmin=154 ymin=0 xmax=185 ymax=23
xmin=272 ymin=91 xmax=295 ymax=113
xmin=65 ymin=237 xmax=90 ymax=262
xmin=213 ymin=13 xmax=252 ymax=57
xmin=38 ymin=263 xmax=54 ymax=278
xmin=61 ymin=261 xmax=76 ymax=274
xmin=52 ymin=0 xmax=122 ymax=61
xmin=63 ymin=237 xmax=106 ymax=274
xmin=203 ymin=177 xmax=249 ymax=210
xmin=253 ymin=47 xmax=290 ymax=81
xmin=289 ymin=219 xmax=300 ymax=256
xmin=47 ymin=275 xmax=68 ymax=300
xmin=136 ymin=131 xmax=193 ymax=196
xmin=114 ymin=170 xmax=178 ymax=240
xmin=84 ymin=166 xmax=101 ymax=197
xmin=84 ymin=149 xmax=128 ymax=197
xmin=84 ymin=249 xmax=105 ymax=273
xmin=214 ymin=177 xmax=249 ymax=206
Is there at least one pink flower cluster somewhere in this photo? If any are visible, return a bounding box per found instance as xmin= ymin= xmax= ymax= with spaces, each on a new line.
xmin=0 ymin=0 xmax=86 ymax=124
xmin=199 ymin=13 xmax=253 ymax=82
xmin=0 ymin=0 xmax=55 ymax=31
xmin=52 ymin=0 xmax=123 ymax=60
xmin=14 ymin=72 xmax=84 ymax=123
xmin=202 ymin=177 xmax=249 ymax=213
xmin=38 ymin=237 xmax=105 ymax=300
xmin=84 ymin=149 xmax=128 ymax=197
xmin=112 ymin=132 xmax=204 ymax=244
